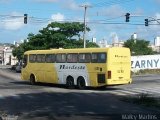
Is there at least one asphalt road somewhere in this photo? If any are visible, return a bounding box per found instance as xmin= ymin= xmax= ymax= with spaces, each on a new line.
xmin=0 ymin=69 xmax=160 ymax=120
xmin=114 ymin=74 xmax=160 ymax=97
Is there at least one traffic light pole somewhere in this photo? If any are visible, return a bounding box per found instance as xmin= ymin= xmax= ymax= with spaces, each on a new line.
xmin=24 ymin=14 xmax=28 ymax=24
xmin=125 ymin=13 xmax=130 ymax=22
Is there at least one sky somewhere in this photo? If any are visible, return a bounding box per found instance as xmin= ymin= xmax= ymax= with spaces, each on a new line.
xmin=0 ymin=0 xmax=160 ymax=45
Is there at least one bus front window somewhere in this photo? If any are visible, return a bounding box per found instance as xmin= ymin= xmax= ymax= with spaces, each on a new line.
xmin=22 ymin=55 xmax=28 ymax=68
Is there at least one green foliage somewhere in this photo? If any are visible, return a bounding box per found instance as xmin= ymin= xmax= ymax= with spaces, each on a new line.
xmin=124 ymin=39 xmax=154 ymax=55
xmin=12 ymin=22 xmax=98 ymax=59
xmin=12 ymin=45 xmax=24 ymax=61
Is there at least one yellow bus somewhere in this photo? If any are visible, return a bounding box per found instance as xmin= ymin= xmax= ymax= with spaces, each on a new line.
xmin=21 ymin=47 xmax=132 ymax=89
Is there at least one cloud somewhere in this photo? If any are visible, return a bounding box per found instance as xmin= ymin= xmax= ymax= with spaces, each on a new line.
xmin=61 ymin=0 xmax=81 ymax=11
xmin=133 ymin=12 xmax=160 ymax=43
xmin=33 ymin=0 xmax=58 ymax=2
xmin=87 ymin=27 xmax=96 ymax=38
xmin=133 ymin=8 xmax=144 ymax=15
xmin=1 ymin=12 xmax=24 ymax=30
xmin=155 ymin=13 xmax=160 ymax=19
xmin=51 ymin=13 xmax=65 ymax=21
xmin=147 ymin=13 xmax=160 ymax=31
xmin=0 ymin=0 xmax=10 ymax=3
xmin=155 ymin=0 xmax=160 ymax=4
xmin=0 ymin=0 xmax=8 ymax=2
xmin=100 ymin=5 xmax=125 ymax=17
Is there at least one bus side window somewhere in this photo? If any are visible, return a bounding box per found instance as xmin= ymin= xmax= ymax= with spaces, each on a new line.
xmin=37 ymin=54 xmax=45 ymax=63
xmin=91 ymin=53 xmax=98 ymax=63
xmin=67 ymin=53 xmax=78 ymax=63
xmin=56 ymin=54 xmax=66 ymax=63
xmin=29 ymin=54 xmax=37 ymax=63
xmin=79 ymin=53 xmax=91 ymax=63
xmin=46 ymin=54 xmax=55 ymax=63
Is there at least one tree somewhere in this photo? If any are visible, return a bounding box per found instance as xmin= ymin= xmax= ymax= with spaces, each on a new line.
xmin=12 ymin=22 xmax=99 ymax=59
xmin=124 ymin=39 xmax=154 ymax=55
xmin=12 ymin=44 xmax=24 ymax=61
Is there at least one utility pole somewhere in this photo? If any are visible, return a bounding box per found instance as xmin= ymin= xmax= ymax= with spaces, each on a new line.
xmin=80 ymin=5 xmax=91 ymax=48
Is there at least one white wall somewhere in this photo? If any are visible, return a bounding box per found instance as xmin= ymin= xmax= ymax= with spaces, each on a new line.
xmin=131 ymin=55 xmax=160 ymax=71
xmin=154 ymin=37 xmax=160 ymax=46
xmin=3 ymin=47 xmax=18 ymax=65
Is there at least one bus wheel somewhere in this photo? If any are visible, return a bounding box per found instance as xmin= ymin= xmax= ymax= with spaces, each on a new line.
xmin=66 ymin=76 xmax=74 ymax=89
xmin=77 ymin=77 xmax=86 ymax=89
xmin=30 ymin=74 xmax=36 ymax=85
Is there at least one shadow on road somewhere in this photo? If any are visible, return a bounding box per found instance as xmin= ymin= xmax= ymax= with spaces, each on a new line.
xmin=9 ymin=81 xmax=121 ymax=91
xmin=0 ymin=91 xmax=158 ymax=120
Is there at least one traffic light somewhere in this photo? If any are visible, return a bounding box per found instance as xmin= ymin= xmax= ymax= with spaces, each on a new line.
xmin=125 ymin=13 xmax=130 ymax=22
xmin=145 ymin=19 xmax=148 ymax=26
xmin=24 ymin=14 xmax=27 ymax=24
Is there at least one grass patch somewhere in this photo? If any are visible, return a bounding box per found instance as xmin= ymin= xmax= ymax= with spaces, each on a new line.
xmin=132 ymin=69 xmax=160 ymax=75
xmin=122 ymin=93 xmax=160 ymax=108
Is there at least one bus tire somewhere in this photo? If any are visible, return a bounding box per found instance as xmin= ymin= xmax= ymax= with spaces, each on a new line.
xmin=77 ymin=77 xmax=86 ymax=89
xmin=30 ymin=74 xmax=36 ymax=85
xmin=66 ymin=76 xmax=74 ymax=89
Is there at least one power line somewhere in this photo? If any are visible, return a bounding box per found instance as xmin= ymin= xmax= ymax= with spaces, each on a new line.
xmin=0 ymin=14 xmax=159 ymax=27
xmin=92 ymin=0 xmax=134 ymax=7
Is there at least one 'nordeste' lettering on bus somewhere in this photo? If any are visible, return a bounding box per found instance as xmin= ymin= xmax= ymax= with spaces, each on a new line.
xmin=59 ymin=64 xmax=85 ymax=70
xmin=131 ymin=59 xmax=159 ymax=69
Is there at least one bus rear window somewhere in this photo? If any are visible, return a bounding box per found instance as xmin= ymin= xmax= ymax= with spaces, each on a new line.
xmin=91 ymin=53 xmax=106 ymax=63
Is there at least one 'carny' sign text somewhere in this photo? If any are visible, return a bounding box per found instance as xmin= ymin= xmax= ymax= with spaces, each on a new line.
xmin=131 ymin=55 xmax=160 ymax=70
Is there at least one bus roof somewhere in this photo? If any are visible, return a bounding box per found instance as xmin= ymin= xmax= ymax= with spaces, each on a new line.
xmin=24 ymin=47 xmax=129 ymax=54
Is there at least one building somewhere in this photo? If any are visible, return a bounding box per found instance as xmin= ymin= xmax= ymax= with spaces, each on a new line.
xmin=112 ymin=33 xmax=124 ymax=47
xmin=154 ymin=36 xmax=160 ymax=46
xmin=0 ymin=46 xmax=17 ymax=65
xmin=98 ymin=39 xmax=111 ymax=48
xmin=96 ymin=33 xmax=124 ymax=48
xmin=131 ymin=33 xmax=137 ymax=40
xmin=112 ymin=40 xmax=124 ymax=47
xmin=0 ymin=46 xmax=4 ymax=64
xmin=112 ymin=33 xmax=118 ymax=46
xmin=153 ymin=37 xmax=160 ymax=53
xmin=92 ymin=37 xmax=97 ymax=43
